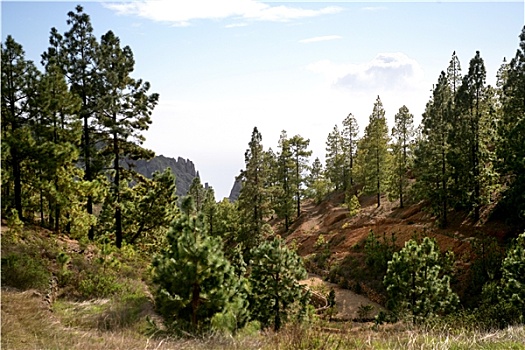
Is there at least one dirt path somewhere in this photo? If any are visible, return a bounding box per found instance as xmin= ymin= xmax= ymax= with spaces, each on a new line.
xmin=300 ymin=273 xmax=384 ymax=321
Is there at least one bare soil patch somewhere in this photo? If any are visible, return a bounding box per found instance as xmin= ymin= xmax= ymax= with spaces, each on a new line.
xmin=300 ymin=273 xmax=385 ymax=321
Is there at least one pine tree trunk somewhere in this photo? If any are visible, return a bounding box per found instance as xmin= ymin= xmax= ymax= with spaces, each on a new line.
xmin=399 ymin=171 xmax=404 ymax=208
xmin=474 ymin=97 xmax=481 ymax=222
xmin=40 ymin=189 xmax=45 ymax=226
xmin=113 ymin=128 xmax=122 ymax=248
xmin=274 ymin=274 xmax=281 ymax=331
xmin=296 ymin=157 xmax=301 ymax=218
xmin=83 ymin=109 xmax=94 ymax=240
xmin=55 ymin=205 xmax=60 ymax=233
xmin=191 ymin=283 xmax=201 ymax=328
xmin=441 ymin=141 xmax=447 ymax=227
xmin=49 ymin=201 xmax=54 ymax=229
xmin=376 ymin=148 xmax=381 ymax=207
xmin=11 ymin=135 xmax=23 ymax=220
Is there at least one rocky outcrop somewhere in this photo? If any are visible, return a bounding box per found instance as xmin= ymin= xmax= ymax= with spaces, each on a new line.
xmin=228 ymin=175 xmax=242 ymax=202
xmin=131 ymin=155 xmax=199 ymax=197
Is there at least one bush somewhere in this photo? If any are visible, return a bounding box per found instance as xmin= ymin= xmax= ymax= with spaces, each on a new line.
xmin=364 ymin=230 xmax=397 ymax=275
xmin=500 ymin=231 xmax=525 ymax=324
xmin=384 ymin=237 xmax=459 ymax=323
xmin=463 ymin=236 xmax=504 ymax=308
xmin=78 ymin=271 xmax=122 ymax=299
xmin=249 ymin=237 xmax=309 ymax=331
xmin=1 ymin=252 xmax=50 ymax=291
xmin=345 ymin=193 xmax=361 ymax=217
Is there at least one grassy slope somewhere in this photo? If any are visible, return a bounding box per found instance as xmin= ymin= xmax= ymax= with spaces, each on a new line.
xmin=1 ymin=194 xmax=525 ymax=349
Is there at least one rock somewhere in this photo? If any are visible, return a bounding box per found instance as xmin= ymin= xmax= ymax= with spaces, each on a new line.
xmin=228 ymin=175 xmax=242 ymax=202
xmin=130 ymin=155 xmax=200 ymax=197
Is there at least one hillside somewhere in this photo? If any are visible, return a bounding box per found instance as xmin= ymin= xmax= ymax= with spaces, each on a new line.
xmin=283 ymin=192 xmax=518 ymax=305
xmin=1 ymin=194 xmax=524 ymax=349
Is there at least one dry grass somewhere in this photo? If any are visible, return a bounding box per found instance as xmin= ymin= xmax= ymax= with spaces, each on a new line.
xmin=2 ymin=288 xmax=524 ymax=350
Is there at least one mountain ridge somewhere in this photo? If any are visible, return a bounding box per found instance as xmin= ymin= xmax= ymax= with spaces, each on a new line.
xmin=130 ymin=154 xmax=200 ymax=197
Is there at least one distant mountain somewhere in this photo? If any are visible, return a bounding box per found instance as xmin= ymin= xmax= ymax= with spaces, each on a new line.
xmin=131 ymin=155 xmax=199 ymax=197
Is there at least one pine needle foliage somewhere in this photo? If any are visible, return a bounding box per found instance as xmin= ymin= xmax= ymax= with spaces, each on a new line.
xmin=151 ymin=197 xmax=248 ymax=334
xmin=384 ymin=237 xmax=459 ymax=323
xmin=249 ymin=237 xmax=309 ymax=331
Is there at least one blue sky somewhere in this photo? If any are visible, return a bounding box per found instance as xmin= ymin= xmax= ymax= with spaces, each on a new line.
xmin=2 ymin=1 xmax=524 ymax=199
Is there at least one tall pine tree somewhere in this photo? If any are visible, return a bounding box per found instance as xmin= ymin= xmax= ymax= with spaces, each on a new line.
xmin=289 ymin=134 xmax=311 ymax=218
xmin=342 ymin=113 xmax=359 ymax=190
xmin=96 ymin=30 xmax=158 ymax=248
xmin=61 ymin=6 xmax=103 ymax=240
xmin=415 ymin=72 xmax=452 ymax=226
xmin=1 ymin=36 xmax=40 ymax=220
xmin=360 ymin=96 xmax=390 ymax=207
xmin=498 ymin=26 xmax=525 ymax=222
xmin=455 ymin=51 xmax=492 ymax=222
xmin=390 ymin=105 xmax=415 ymax=208
xmin=275 ymin=131 xmax=294 ymax=231
xmin=237 ymin=127 xmax=272 ymax=254
xmin=325 ymin=125 xmax=344 ymax=191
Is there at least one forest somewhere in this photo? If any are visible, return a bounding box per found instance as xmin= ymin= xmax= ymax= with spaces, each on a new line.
xmin=1 ymin=5 xmax=524 ymax=348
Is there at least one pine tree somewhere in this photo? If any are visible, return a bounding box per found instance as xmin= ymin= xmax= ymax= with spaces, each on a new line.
xmin=384 ymin=237 xmax=459 ymax=322
xmin=289 ymin=134 xmax=312 ymax=218
xmin=123 ymin=169 xmax=178 ymax=246
xmin=151 ymin=197 xmax=248 ymax=333
xmin=498 ymin=26 xmax=525 ymax=221
xmin=446 ymin=51 xmax=462 ymax=96
xmin=1 ymin=36 xmax=40 ymax=220
xmin=212 ymin=199 xmax=241 ymax=255
xmin=237 ymin=127 xmax=272 ymax=254
xmin=390 ymin=105 xmax=415 ymax=208
xmin=500 ymin=232 xmax=525 ymax=324
xmin=201 ymin=185 xmax=217 ymax=235
xmin=360 ymin=96 xmax=390 ymax=207
xmin=31 ymin=63 xmax=88 ymax=233
xmin=249 ymin=237 xmax=309 ymax=331
xmin=187 ymin=176 xmax=206 ymax=212
xmin=325 ymin=125 xmax=344 ymax=191
xmin=455 ymin=51 xmax=493 ymax=222
xmin=342 ymin=113 xmax=359 ymax=189
xmin=415 ymin=72 xmax=452 ymax=226
xmin=275 ymin=131 xmax=295 ymax=231
xmin=263 ymin=147 xmax=279 ymax=214
xmin=61 ymin=5 xmax=102 ymax=240
xmin=305 ymin=157 xmax=330 ymax=203
xmin=96 ymin=30 xmax=159 ymax=248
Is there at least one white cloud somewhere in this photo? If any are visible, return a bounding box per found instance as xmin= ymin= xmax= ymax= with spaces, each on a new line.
xmin=299 ymin=35 xmax=342 ymax=44
xmin=361 ymin=6 xmax=387 ymax=11
xmin=104 ymin=0 xmax=342 ymax=26
xmin=225 ymin=22 xmax=248 ymax=28
xmin=307 ymin=52 xmax=424 ymax=91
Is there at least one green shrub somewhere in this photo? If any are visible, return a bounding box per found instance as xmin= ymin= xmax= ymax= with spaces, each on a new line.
xmin=464 ymin=236 xmax=504 ymax=308
xmin=78 ymin=271 xmax=122 ymax=298
xmin=384 ymin=237 xmax=459 ymax=323
xmin=357 ymin=304 xmax=374 ymax=320
xmin=500 ymin=231 xmax=525 ymax=324
xmin=345 ymin=193 xmax=361 ymax=217
xmin=364 ymin=230 xmax=396 ymax=274
xmin=1 ymin=252 xmax=50 ymax=291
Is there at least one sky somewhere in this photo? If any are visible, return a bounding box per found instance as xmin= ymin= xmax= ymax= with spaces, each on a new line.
xmin=2 ymin=1 xmax=524 ymax=200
